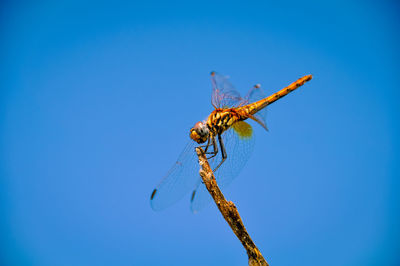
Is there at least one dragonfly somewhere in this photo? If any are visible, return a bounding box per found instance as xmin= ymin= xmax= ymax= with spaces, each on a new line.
xmin=150 ymin=72 xmax=312 ymax=212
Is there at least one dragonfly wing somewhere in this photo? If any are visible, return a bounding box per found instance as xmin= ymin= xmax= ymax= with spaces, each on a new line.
xmin=150 ymin=141 xmax=200 ymax=211
xmin=190 ymin=121 xmax=256 ymax=212
xmin=244 ymin=84 xmax=268 ymax=130
xmin=211 ymin=72 xmax=243 ymax=108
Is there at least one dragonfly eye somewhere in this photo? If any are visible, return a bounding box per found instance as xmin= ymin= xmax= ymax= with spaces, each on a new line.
xmin=190 ymin=121 xmax=209 ymax=144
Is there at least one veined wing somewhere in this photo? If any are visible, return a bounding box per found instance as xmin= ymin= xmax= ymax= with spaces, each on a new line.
xmin=211 ymin=71 xmax=243 ymax=108
xmin=151 ymin=73 xmax=267 ymax=212
xmin=243 ymin=84 xmax=268 ymax=131
xmin=211 ymin=72 xmax=268 ymax=131
xmin=150 ymin=141 xmax=200 ymax=211
xmin=190 ymin=121 xmax=256 ymax=213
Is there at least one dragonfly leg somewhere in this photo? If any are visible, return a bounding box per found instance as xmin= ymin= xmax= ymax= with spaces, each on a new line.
xmin=206 ymin=136 xmax=219 ymax=160
xmin=199 ymin=137 xmax=219 ymax=184
xmin=200 ymin=138 xmax=211 ymax=153
xmin=213 ymin=134 xmax=227 ymax=172
xmin=199 ymin=138 xmax=216 ymax=156
xmin=197 ymin=136 xmax=219 ymax=160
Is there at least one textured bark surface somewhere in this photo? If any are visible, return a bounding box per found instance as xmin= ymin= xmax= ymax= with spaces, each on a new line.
xmin=196 ymin=147 xmax=268 ymax=266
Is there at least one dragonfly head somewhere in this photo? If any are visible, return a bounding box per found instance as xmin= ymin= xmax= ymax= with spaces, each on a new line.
xmin=190 ymin=121 xmax=209 ymax=144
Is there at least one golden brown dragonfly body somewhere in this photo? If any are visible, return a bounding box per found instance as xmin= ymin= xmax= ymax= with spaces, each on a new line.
xmin=190 ymin=74 xmax=313 ymax=149
xmin=151 ymin=72 xmax=312 ymax=212
xmin=207 ymin=75 xmax=312 ymax=136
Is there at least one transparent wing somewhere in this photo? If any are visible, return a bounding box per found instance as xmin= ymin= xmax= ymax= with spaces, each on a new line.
xmin=211 ymin=71 xmax=243 ymax=108
xmin=190 ymin=122 xmax=256 ymax=212
xmin=150 ymin=141 xmax=200 ymax=211
xmin=151 ymin=74 xmax=267 ymax=212
xmin=243 ymin=84 xmax=268 ymax=131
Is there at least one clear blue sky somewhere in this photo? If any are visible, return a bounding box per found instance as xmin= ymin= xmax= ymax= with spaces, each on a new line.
xmin=1 ymin=1 xmax=399 ymax=265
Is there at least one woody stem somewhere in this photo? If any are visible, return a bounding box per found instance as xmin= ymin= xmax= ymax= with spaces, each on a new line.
xmin=195 ymin=147 xmax=268 ymax=266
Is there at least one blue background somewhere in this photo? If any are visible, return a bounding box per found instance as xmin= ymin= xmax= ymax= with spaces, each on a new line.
xmin=1 ymin=1 xmax=399 ymax=265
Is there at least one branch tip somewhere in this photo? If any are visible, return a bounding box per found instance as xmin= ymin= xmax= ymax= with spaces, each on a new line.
xmin=195 ymin=147 xmax=269 ymax=266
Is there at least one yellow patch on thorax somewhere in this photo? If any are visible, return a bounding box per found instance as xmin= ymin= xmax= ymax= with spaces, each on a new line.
xmin=232 ymin=121 xmax=253 ymax=139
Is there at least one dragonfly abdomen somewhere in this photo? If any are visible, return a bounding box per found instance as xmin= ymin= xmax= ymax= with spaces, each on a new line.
xmin=239 ymin=75 xmax=313 ymax=116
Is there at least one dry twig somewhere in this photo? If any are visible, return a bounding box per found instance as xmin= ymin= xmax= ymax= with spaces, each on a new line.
xmin=195 ymin=147 xmax=268 ymax=266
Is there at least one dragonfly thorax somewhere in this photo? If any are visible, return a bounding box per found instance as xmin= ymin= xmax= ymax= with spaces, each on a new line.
xmin=190 ymin=121 xmax=210 ymax=144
